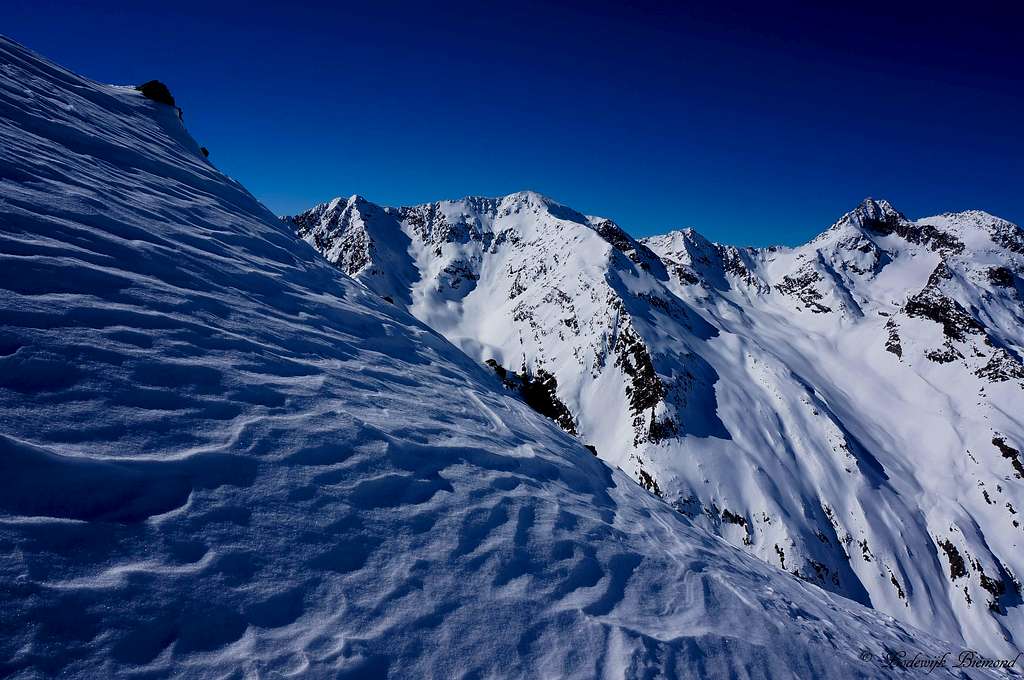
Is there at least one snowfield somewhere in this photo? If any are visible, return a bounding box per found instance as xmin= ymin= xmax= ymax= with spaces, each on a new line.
xmin=0 ymin=36 xmax=1015 ymax=678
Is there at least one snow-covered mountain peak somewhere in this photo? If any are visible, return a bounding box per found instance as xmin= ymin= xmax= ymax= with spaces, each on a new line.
xmin=499 ymin=188 xmax=553 ymax=208
xmin=807 ymin=197 xmax=904 ymax=248
xmin=643 ymin=227 xmax=767 ymax=293
xmin=643 ymin=226 xmax=722 ymax=263
xmin=816 ymin=198 xmax=1003 ymax=261
xmin=915 ymin=208 xmax=1024 ymax=254
xmin=848 ymin=196 xmax=904 ymax=225
xmin=288 ymin=189 xmax=659 ymax=287
xmin=643 ymin=226 xmax=709 ymax=252
xmin=318 ymin=193 xmax=373 ymax=213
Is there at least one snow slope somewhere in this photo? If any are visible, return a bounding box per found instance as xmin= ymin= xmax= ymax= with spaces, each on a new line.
xmin=0 ymin=36 xmax=982 ymax=678
xmin=289 ymin=192 xmax=1024 ymax=657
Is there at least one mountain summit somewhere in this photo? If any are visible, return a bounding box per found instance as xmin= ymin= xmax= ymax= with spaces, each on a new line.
xmin=290 ymin=191 xmax=1024 ymax=655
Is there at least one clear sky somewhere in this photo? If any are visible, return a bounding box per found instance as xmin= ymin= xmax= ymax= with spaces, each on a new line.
xmin=5 ymin=1 xmax=1022 ymax=246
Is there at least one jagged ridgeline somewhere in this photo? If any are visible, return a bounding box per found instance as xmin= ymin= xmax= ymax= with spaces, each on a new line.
xmin=288 ymin=192 xmax=1024 ymax=656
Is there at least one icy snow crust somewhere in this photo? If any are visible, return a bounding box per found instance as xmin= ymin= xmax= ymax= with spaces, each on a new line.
xmin=0 ymin=37 xmax=988 ymax=678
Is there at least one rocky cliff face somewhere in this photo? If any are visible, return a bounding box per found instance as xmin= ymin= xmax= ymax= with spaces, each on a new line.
xmin=289 ymin=193 xmax=1024 ymax=655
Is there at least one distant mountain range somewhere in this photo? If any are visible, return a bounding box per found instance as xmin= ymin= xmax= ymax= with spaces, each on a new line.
xmin=287 ymin=191 xmax=1024 ymax=655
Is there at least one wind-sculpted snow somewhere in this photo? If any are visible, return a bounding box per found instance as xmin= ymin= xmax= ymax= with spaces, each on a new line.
xmin=0 ymin=36 xmax=983 ymax=678
xmin=294 ymin=185 xmax=1024 ymax=656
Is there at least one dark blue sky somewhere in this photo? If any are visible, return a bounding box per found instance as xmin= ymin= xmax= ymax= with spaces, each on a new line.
xmin=6 ymin=1 xmax=1022 ymax=245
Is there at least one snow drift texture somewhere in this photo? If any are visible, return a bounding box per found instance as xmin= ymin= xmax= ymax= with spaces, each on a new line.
xmin=0 ymin=36 xmax=991 ymax=678
xmin=289 ymin=190 xmax=1024 ymax=652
